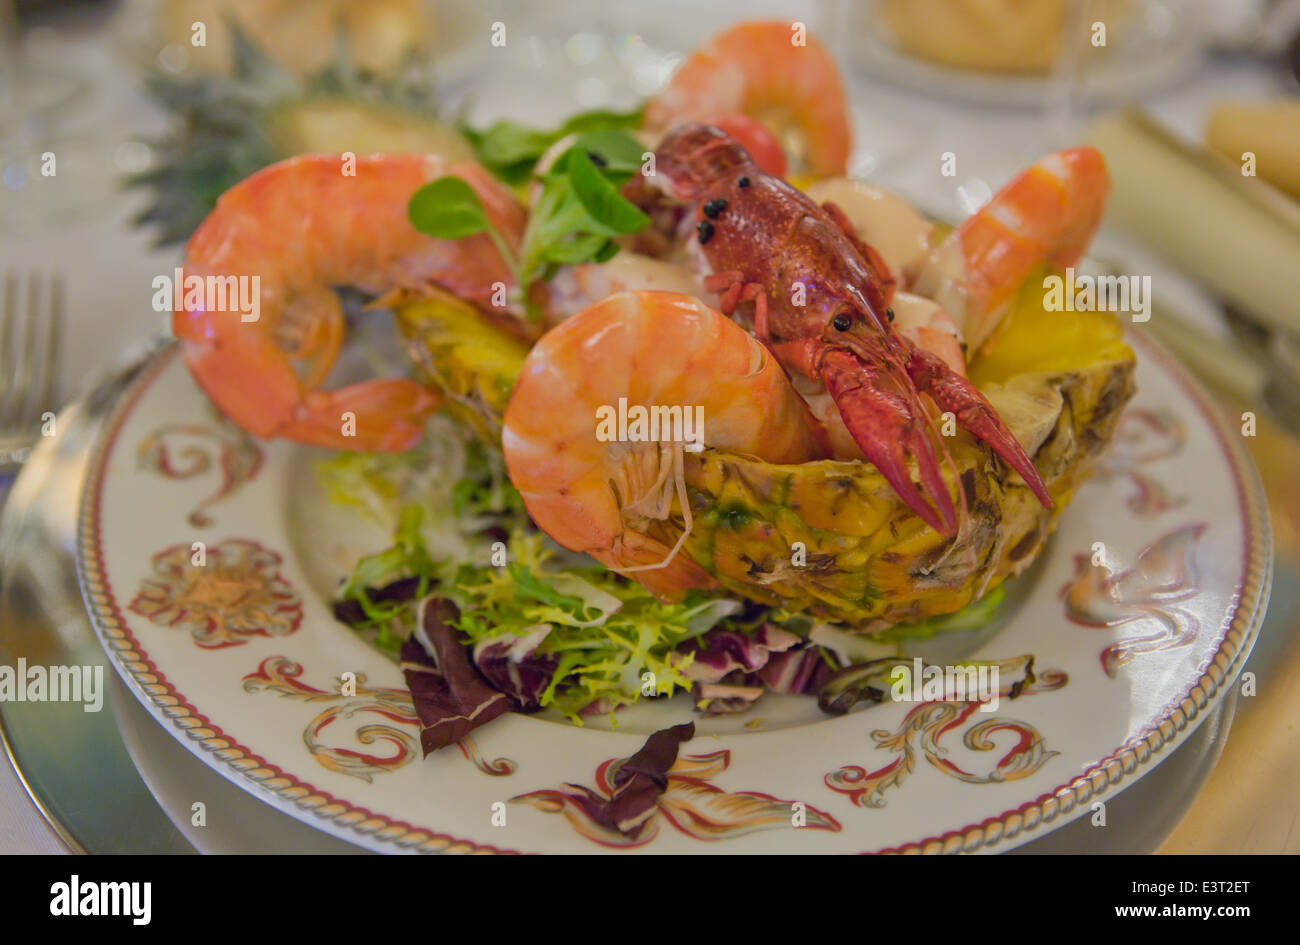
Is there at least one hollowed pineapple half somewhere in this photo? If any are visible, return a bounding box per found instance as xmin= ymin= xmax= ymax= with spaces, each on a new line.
xmin=396 ymin=275 xmax=1136 ymax=630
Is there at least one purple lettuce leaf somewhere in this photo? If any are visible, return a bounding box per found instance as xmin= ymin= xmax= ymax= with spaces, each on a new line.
xmin=680 ymin=623 xmax=802 ymax=684
xmin=472 ymin=625 xmax=559 ymax=713
xmin=816 ymin=657 xmax=915 ymax=716
xmin=399 ymin=597 xmax=512 ymax=755
xmin=757 ymin=645 xmax=837 ymax=695
xmin=331 ymin=575 xmax=423 ymax=626
xmin=603 ymin=721 xmax=696 ymax=836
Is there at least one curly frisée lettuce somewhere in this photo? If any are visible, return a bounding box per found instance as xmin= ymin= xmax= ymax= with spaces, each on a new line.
xmin=337 ymin=521 xmax=742 ymax=721
xmin=440 ymin=531 xmax=741 ymax=720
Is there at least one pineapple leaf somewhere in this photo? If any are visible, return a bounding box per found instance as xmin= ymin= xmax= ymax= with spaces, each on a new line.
xmin=128 ymin=22 xmax=446 ymax=246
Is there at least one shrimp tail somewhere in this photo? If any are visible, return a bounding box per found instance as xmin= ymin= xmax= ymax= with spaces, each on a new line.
xmin=175 ymin=279 xmax=438 ymax=452
xmin=281 ymin=380 xmax=440 ymax=452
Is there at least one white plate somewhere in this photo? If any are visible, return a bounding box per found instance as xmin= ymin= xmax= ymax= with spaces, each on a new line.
xmin=76 ymin=331 xmax=1270 ymax=853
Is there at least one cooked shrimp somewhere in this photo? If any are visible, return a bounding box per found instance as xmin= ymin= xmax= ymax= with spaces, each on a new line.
xmin=644 ymin=20 xmax=852 ymax=177
xmin=502 ymin=291 xmax=821 ymax=599
xmin=912 ymin=147 xmax=1110 ymax=352
xmin=173 ymin=153 xmax=526 ymax=451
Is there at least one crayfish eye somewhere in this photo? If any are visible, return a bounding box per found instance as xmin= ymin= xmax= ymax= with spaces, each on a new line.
xmin=833 ymin=313 xmax=852 ymax=331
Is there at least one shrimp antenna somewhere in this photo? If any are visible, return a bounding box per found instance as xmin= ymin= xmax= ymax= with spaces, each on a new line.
xmin=613 ymin=441 xmax=695 ymax=574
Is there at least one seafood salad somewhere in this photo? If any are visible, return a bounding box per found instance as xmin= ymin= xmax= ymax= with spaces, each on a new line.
xmin=170 ymin=21 xmax=1136 ymax=752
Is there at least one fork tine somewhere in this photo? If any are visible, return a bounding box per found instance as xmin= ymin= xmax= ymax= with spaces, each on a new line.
xmin=15 ymin=271 xmax=39 ymax=425
xmin=0 ymin=272 xmax=16 ymax=426
xmin=36 ymin=273 xmax=62 ymax=422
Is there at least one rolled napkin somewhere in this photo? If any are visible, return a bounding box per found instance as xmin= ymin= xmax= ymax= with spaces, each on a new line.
xmin=1086 ymin=109 xmax=1300 ymax=338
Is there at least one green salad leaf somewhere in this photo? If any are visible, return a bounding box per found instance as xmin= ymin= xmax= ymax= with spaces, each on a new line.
xmin=515 ymin=141 xmax=650 ymax=291
xmin=407 ymin=175 xmax=491 ymax=240
xmin=459 ymin=107 xmax=644 ymax=185
xmin=407 ymin=118 xmax=651 ymax=316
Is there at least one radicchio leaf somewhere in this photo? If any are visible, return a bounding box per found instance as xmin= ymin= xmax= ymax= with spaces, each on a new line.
xmin=601 ymin=721 xmax=696 ymax=836
xmin=680 ymin=623 xmax=802 ymax=684
xmin=472 ymin=625 xmax=559 ymax=712
xmin=400 ymin=597 xmax=512 ymax=755
xmin=816 ymin=657 xmax=914 ymax=716
xmin=757 ymin=645 xmax=836 ymax=695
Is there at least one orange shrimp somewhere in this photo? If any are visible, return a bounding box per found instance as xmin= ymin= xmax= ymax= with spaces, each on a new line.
xmin=913 ymin=147 xmax=1110 ymax=352
xmin=644 ymin=20 xmax=852 ymax=178
xmin=173 ymin=153 xmax=526 ymax=452
xmin=502 ymin=291 xmax=821 ymax=599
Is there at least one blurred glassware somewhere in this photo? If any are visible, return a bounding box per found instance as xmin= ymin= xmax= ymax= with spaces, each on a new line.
xmin=1202 ymin=0 xmax=1300 ymax=57
xmin=840 ymin=0 xmax=1206 ymax=108
xmin=430 ymin=0 xmax=834 ymax=119
xmin=0 ymin=270 xmax=62 ymax=474
xmin=0 ymin=3 xmax=122 ymax=234
xmin=116 ymin=0 xmax=434 ymax=74
xmin=111 ymin=0 xmax=481 ymax=74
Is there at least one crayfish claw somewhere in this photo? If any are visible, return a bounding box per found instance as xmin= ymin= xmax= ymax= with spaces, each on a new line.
xmin=820 ymin=348 xmax=959 ymax=536
xmin=907 ymin=349 xmax=1054 ymax=510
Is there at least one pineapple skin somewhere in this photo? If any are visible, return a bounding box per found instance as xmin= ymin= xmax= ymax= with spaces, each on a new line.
xmin=678 ymin=356 xmax=1135 ymax=630
xmin=394 ymin=290 xmax=535 ymax=443
xmin=397 ymin=279 xmax=1138 ymax=632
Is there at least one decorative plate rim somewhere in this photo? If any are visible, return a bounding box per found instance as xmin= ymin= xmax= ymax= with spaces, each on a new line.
xmin=75 ymin=331 xmax=1272 ymax=855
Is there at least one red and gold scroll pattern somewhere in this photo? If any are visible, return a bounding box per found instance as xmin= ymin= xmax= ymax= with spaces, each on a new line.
xmin=514 ymin=748 xmax=841 ymax=847
xmin=825 ymin=655 xmax=1067 ymax=810
xmin=136 ymin=417 xmax=263 ymax=527
xmin=242 ymin=656 xmax=417 ymax=782
xmin=128 ymin=539 xmax=302 ymax=648
xmin=241 ymin=656 xmax=516 ymax=781
xmin=1094 ymin=407 xmax=1187 ymax=517
xmin=457 ymin=737 xmax=517 ymax=776
xmin=1061 ymin=523 xmax=1207 ymax=677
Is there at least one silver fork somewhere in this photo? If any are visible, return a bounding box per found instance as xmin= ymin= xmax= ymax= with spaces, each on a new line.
xmin=0 ymin=270 xmax=62 ymax=474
